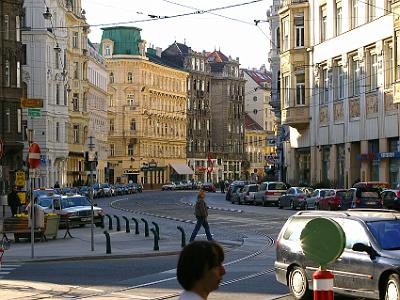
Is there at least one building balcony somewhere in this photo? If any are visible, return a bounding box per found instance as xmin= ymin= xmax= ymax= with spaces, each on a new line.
xmin=279 ymin=0 xmax=308 ymax=10
xmin=281 ymin=105 xmax=310 ymax=129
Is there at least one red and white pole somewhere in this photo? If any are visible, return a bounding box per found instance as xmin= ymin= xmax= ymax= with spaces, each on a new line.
xmin=313 ymin=269 xmax=334 ymax=300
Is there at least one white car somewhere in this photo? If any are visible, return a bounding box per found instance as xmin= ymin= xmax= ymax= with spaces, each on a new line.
xmin=161 ymin=182 xmax=176 ymax=191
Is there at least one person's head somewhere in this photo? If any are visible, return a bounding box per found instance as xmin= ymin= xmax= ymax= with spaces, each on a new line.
xmin=177 ymin=241 xmax=225 ymax=294
xmin=198 ymin=189 xmax=205 ymax=199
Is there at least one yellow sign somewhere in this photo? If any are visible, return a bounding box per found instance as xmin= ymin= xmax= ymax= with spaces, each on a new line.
xmin=15 ymin=170 xmax=26 ymax=186
xmin=20 ymin=98 xmax=43 ymax=108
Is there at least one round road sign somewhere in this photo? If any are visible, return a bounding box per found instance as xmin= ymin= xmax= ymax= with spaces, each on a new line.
xmin=300 ymin=217 xmax=345 ymax=268
xmin=28 ymin=142 xmax=41 ymax=169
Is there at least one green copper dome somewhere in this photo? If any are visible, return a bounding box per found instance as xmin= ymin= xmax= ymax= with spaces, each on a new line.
xmin=100 ymin=26 xmax=143 ymax=56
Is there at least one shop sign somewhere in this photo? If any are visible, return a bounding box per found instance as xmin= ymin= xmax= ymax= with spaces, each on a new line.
xmin=123 ymin=169 xmax=140 ymax=174
xmin=378 ymin=152 xmax=400 ymax=159
xmin=357 ymin=152 xmax=377 ymax=160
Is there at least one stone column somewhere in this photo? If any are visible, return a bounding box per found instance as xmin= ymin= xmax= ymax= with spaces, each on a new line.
xmin=329 ymin=144 xmax=337 ymax=184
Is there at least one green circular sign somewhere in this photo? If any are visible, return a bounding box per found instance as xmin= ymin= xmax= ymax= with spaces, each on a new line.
xmin=300 ymin=217 xmax=345 ymax=267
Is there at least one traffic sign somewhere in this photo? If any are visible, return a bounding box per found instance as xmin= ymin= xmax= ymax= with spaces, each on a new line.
xmin=0 ymin=138 xmax=3 ymax=159
xmin=28 ymin=143 xmax=41 ymax=169
xmin=15 ymin=170 xmax=26 ymax=186
xmin=20 ymin=98 xmax=43 ymax=108
xmin=28 ymin=108 xmax=41 ymax=118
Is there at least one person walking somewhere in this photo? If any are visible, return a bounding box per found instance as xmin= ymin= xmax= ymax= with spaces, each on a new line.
xmin=8 ymin=187 xmax=21 ymax=216
xmin=177 ymin=240 xmax=225 ymax=300
xmin=218 ymin=178 xmax=225 ymax=193
xmin=189 ymin=190 xmax=213 ymax=242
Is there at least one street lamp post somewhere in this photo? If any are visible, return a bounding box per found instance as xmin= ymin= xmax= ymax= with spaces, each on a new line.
xmin=88 ymin=136 xmax=95 ymax=251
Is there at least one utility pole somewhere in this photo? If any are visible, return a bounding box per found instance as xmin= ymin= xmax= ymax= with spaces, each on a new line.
xmin=27 ymin=129 xmax=35 ymax=259
xmin=88 ymin=136 xmax=95 ymax=251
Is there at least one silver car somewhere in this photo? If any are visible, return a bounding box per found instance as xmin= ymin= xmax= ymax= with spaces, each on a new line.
xmin=253 ymin=181 xmax=288 ymax=206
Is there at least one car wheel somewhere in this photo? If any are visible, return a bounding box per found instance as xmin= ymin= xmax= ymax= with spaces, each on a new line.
xmin=288 ymin=266 xmax=312 ymax=300
xmin=385 ymin=273 xmax=400 ymax=300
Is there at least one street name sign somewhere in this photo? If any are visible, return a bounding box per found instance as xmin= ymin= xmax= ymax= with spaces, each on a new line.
xmin=28 ymin=108 xmax=41 ymax=117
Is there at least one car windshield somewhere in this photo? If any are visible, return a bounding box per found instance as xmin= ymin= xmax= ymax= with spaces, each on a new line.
xmin=248 ymin=186 xmax=258 ymax=192
xmin=61 ymin=196 xmax=91 ymax=208
xmin=268 ymin=183 xmax=287 ymax=190
xmin=367 ymin=220 xmax=400 ymax=250
xmin=37 ymin=197 xmax=54 ymax=208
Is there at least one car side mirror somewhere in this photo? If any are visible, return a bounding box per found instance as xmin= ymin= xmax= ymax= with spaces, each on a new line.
xmin=352 ymin=243 xmax=377 ymax=258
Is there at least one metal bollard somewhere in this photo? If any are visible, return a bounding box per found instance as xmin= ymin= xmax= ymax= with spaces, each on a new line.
xmin=105 ymin=214 xmax=113 ymax=230
xmin=141 ymin=218 xmax=149 ymax=237
xmin=150 ymin=228 xmax=159 ymax=251
xmin=103 ymin=231 xmax=112 ymax=254
xmin=99 ymin=215 xmax=105 ymax=228
xmin=177 ymin=226 xmax=186 ymax=248
xmin=113 ymin=215 xmax=121 ymax=231
xmin=131 ymin=217 xmax=139 ymax=234
xmin=151 ymin=221 xmax=160 ymax=239
xmin=122 ymin=216 xmax=130 ymax=233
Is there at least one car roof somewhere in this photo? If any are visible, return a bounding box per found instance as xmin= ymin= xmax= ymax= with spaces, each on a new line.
xmin=294 ymin=209 xmax=400 ymax=222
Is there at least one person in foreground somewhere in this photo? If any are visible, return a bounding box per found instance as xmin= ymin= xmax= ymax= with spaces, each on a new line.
xmin=177 ymin=240 xmax=226 ymax=300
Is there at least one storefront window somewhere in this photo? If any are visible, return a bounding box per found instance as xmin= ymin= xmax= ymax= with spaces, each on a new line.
xmin=322 ymin=147 xmax=330 ymax=182
xmin=368 ymin=140 xmax=379 ymax=181
xmin=298 ymin=150 xmax=311 ymax=185
xmin=336 ymin=144 xmax=345 ymax=188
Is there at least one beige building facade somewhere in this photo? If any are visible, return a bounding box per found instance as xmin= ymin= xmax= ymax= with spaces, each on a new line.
xmin=278 ymin=0 xmax=399 ymax=188
xmin=100 ymin=27 xmax=188 ymax=188
xmin=65 ymin=1 xmax=89 ymax=186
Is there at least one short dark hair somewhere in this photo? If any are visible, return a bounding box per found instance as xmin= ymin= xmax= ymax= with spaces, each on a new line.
xmin=177 ymin=240 xmax=224 ymax=290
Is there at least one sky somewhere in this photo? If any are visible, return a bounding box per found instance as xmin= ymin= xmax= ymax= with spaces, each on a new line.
xmin=83 ymin=0 xmax=272 ymax=70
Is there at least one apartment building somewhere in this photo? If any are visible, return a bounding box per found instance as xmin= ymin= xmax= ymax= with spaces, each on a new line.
xmin=86 ymin=41 xmax=109 ymax=183
xmin=65 ymin=0 xmax=89 ymax=186
xmin=0 ymin=0 xmax=24 ymax=192
xmin=278 ymin=0 xmax=397 ymax=187
xmin=161 ymin=42 xmax=212 ymax=183
xmin=22 ymin=0 xmax=69 ymax=188
xmin=207 ymin=51 xmax=246 ymax=181
xmin=100 ymin=26 xmax=188 ymax=188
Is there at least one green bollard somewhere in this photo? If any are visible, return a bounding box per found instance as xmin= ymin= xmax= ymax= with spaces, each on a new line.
xmin=151 ymin=221 xmax=160 ymax=239
xmin=131 ymin=217 xmax=139 ymax=234
xmin=177 ymin=226 xmax=186 ymax=248
xmin=105 ymin=214 xmax=113 ymax=230
xmin=113 ymin=215 xmax=121 ymax=231
xmin=103 ymin=231 xmax=112 ymax=254
xmin=141 ymin=218 xmax=149 ymax=237
xmin=122 ymin=216 xmax=130 ymax=233
xmin=150 ymin=228 xmax=159 ymax=251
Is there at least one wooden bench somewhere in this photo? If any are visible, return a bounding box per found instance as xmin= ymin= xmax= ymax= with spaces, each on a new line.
xmin=1 ymin=217 xmax=46 ymax=242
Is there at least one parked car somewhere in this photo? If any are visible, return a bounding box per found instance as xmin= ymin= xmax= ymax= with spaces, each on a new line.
xmin=381 ymin=189 xmax=400 ymax=210
xmin=33 ymin=188 xmax=55 ymax=201
xmin=275 ymin=209 xmax=400 ymax=300
xmin=306 ymin=188 xmax=333 ymax=210
xmin=232 ymin=184 xmax=258 ymax=205
xmin=230 ymin=186 xmax=244 ymax=204
xmin=328 ymin=189 xmax=353 ymax=210
xmin=278 ymin=187 xmax=308 ymax=209
xmin=225 ymin=181 xmax=246 ymax=201
xmin=161 ymin=182 xmax=176 ymax=191
xmin=349 ymin=187 xmax=382 ymax=209
xmin=353 ymin=181 xmax=390 ymax=192
xmin=315 ymin=189 xmax=336 ymax=210
xmin=201 ymin=182 xmax=216 ymax=192
xmin=37 ymin=194 xmax=104 ymax=227
xmin=254 ymin=181 xmax=288 ymax=206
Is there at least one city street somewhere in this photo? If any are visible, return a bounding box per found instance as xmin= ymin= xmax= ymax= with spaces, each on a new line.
xmin=0 ymin=190 xmax=361 ymax=299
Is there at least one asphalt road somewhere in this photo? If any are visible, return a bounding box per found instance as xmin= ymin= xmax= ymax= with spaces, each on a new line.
xmin=1 ymin=190 xmax=359 ymax=299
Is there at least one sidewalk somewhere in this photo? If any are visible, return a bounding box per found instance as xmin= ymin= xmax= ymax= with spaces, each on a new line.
xmin=1 ymin=222 xmax=242 ymax=263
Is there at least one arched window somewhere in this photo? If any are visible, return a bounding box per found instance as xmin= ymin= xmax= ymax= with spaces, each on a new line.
xmin=130 ymin=119 xmax=136 ymax=131
xmin=127 ymin=72 xmax=132 ymax=83
xmin=109 ymin=72 xmax=114 ymax=84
